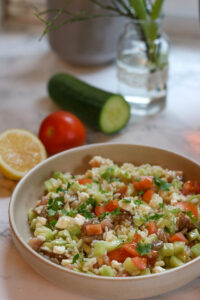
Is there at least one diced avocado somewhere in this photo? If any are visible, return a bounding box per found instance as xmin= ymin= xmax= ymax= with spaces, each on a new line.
xmin=34 ymin=226 xmax=54 ymax=241
xmin=140 ymin=268 xmax=151 ymax=276
xmin=68 ymin=224 xmax=81 ymax=237
xmin=99 ymin=265 xmax=116 ymax=277
xmin=123 ymin=257 xmax=140 ymax=275
xmin=28 ymin=209 xmax=37 ymax=223
xmin=169 ymin=256 xmax=184 ymax=268
xmin=187 ymin=229 xmax=200 ymax=242
xmin=191 ymin=243 xmax=200 ymax=258
xmin=174 ymin=242 xmax=185 ymax=255
xmin=159 ymin=243 xmax=174 ymax=257
xmin=45 ymin=178 xmax=60 ymax=192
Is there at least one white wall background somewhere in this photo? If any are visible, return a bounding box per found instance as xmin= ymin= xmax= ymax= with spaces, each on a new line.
xmin=164 ymin=0 xmax=199 ymax=38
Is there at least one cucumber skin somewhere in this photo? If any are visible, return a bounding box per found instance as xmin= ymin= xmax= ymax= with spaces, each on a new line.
xmin=48 ymin=73 xmax=128 ymax=132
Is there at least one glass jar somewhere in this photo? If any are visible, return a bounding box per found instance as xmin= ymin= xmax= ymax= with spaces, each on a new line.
xmin=117 ymin=19 xmax=169 ymax=116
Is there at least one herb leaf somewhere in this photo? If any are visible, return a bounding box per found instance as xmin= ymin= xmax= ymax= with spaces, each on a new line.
xmin=136 ymin=242 xmax=152 ymax=256
xmin=111 ymin=207 xmax=121 ymax=216
xmin=72 ymin=253 xmax=79 ymax=264
xmin=154 ymin=176 xmax=172 ymax=191
xmin=62 ymin=209 xmax=76 ymax=217
xmin=86 ymin=197 xmax=97 ymax=209
xmin=123 ymin=198 xmax=131 ymax=203
xmin=134 ymin=199 xmax=142 ymax=206
xmin=50 ymin=219 xmax=57 ymax=227
xmin=99 ymin=211 xmax=110 ymax=220
xmin=149 ymin=214 xmax=163 ymax=220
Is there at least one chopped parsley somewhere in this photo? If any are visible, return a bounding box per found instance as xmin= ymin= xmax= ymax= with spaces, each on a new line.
xmin=67 ymin=182 xmax=72 ymax=190
xmin=50 ymin=219 xmax=57 ymax=227
xmin=72 ymin=253 xmax=79 ymax=264
xmin=62 ymin=209 xmax=76 ymax=217
xmin=153 ymin=176 xmax=172 ymax=191
xmin=56 ymin=187 xmax=66 ymax=193
xmin=159 ymin=203 xmax=165 ymax=209
xmin=136 ymin=242 xmax=152 ymax=256
xmin=149 ymin=213 xmax=163 ymax=220
xmin=186 ymin=211 xmax=197 ymax=223
xmin=47 ymin=196 xmax=64 ymax=216
xmin=86 ymin=197 xmax=97 ymax=209
xmin=99 ymin=211 xmax=110 ymax=220
xmin=134 ymin=177 xmax=141 ymax=182
xmin=123 ymin=198 xmax=131 ymax=203
xmin=111 ymin=207 xmax=121 ymax=216
xmin=134 ymin=199 xmax=142 ymax=206
xmin=77 ymin=203 xmax=93 ymax=219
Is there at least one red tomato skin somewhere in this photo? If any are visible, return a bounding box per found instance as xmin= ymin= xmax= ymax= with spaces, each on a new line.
xmin=38 ymin=111 xmax=86 ymax=155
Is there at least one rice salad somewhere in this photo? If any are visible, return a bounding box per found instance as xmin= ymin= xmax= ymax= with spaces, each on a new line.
xmin=28 ymin=156 xmax=200 ymax=277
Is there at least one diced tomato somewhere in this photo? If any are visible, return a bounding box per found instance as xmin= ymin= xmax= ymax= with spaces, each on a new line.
xmin=122 ymin=244 xmax=140 ymax=256
xmin=108 ymin=248 xmax=132 ymax=263
xmin=95 ymin=205 xmax=107 ymax=217
xmin=146 ymin=221 xmax=158 ymax=235
xmin=142 ymin=189 xmax=154 ymax=203
xmin=132 ymin=257 xmax=147 ymax=271
xmin=182 ymin=181 xmax=195 ymax=195
xmin=133 ymin=176 xmax=153 ymax=191
xmin=85 ymin=223 xmax=103 ymax=236
xmin=116 ymin=186 xmax=128 ymax=197
xmin=95 ymin=200 xmax=119 ymax=217
xmin=169 ymin=232 xmax=188 ymax=244
xmin=174 ymin=201 xmax=198 ymax=218
xmin=132 ymin=233 xmax=142 ymax=244
xmin=78 ymin=178 xmax=93 ymax=185
xmin=146 ymin=250 xmax=158 ymax=267
xmin=106 ymin=200 xmax=119 ymax=212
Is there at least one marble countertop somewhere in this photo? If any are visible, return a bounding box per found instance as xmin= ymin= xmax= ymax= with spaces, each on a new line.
xmin=0 ymin=25 xmax=200 ymax=300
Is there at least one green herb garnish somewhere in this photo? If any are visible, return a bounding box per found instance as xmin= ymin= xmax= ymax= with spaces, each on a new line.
xmin=186 ymin=211 xmax=197 ymax=223
xmin=134 ymin=177 xmax=141 ymax=182
xmin=77 ymin=203 xmax=93 ymax=219
xmin=86 ymin=197 xmax=97 ymax=209
xmin=123 ymin=198 xmax=131 ymax=203
xmin=138 ymin=191 xmax=144 ymax=196
xmin=136 ymin=242 xmax=152 ymax=256
xmin=111 ymin=207 xmax=121 ymax=216
xmin=159 ymin=203 xmax=165 ymax=209
xmin=99 ymin=211 xmax=110 ymax=220
xmin=50 ymin=219 xmax=57 ymax=227
xmin=72 ymin=253 xmax=79 ymax=264
xmin=134 ymin=199 xmax=142 ymax=205
xmin=56 ymin=187 xmax=66 ymax=193
xmin=62 ymin=209 xmax=76 ymax=217
xmin=153 ymin=176 xmax=172 ymax=191
xmin=149 ymin=213 xmax=163 ymax=220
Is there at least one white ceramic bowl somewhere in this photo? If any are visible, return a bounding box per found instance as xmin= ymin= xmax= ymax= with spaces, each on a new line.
xmin=9 ymin=144 xmax=200 ymax=300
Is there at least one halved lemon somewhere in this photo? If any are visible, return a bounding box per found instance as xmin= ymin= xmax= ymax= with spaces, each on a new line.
xmin=0 ymin=129 xmax=47 ymax=180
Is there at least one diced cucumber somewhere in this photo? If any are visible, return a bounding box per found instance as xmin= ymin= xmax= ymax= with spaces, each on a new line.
xmin=28 ymin=209 xmax=37 ymax=223
xmin=123 ymin=257 xmax=140 ymax=275
xmin=99 ymin=265 xmax=116 ymax=277
xmin=160 ymin=243 xmax=174 ymax=257
xmin=51 ymin=239 xmax=67 ymax=246
xmin=53 ymin=172 xmax=66 ymax=183
xmin=133 ymin=216 xmax=145 ymax=226
xmin=172 ymin=179 xmax=183 ymax=190
xmin=140 ymin=268 xmax=151 ymax=276
xmin=169 ymin=256 xmax=184 ymax=268
xmin=94 ymin=192 xmax=107 ymax=204
xmin=93 ymin=240 xmax=121 ymax=257
xmin=45 ymin=178 xmax=60 ymax=192
xmin=40 ymin=242 xmax=53 ymax=251
xmin=191 ymin=243 xmax=200 ymax=258
xmin=30 ymin=218 xmax=37 ymax=230
xmin=58 ymin=229 xmax=72 ymax=240
xmin=174 ymin=242 xmax=185 ymax=255
xmin=34 ymin=226 xmax=54 ymax=241
xmin=68 ymin=224 xmax=81 ymax=237
xmin=70 ymin=182 xmax=83 ymax=193
xmin=187 ymin=229 xmax=200 ymax=241
xmin=48 ymin=73 xmax=130 ymax=134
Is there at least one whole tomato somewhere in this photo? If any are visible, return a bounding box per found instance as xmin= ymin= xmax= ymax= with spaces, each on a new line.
xmin=38 ymin=111 xmax=86 ymax=155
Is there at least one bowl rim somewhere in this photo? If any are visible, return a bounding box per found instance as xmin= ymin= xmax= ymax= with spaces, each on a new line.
xmin=9 ymin=143 xmax=200 ymax=282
